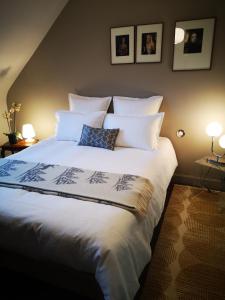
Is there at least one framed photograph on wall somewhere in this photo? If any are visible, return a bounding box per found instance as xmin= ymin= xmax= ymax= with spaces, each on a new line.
xmin=110 ymin=26 xmax=134 ymax=64
xmin=136 ymin=23 xmax=163 ymax=63
xmin=173 ymin=18 xmax=215 ymax=71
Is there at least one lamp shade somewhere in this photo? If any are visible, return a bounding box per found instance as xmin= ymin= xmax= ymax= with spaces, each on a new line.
xmin=174 ymin=28 xmax=185 ymax=44
xmin=206 ymin=122 xmax=222 ymax=137
xmin=22 ymin=124 xmax=35 ymax=141
xmin=219 ymin=135 xmax=225 ymax=149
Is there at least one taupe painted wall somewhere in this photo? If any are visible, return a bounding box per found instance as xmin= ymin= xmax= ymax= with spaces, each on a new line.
xmin=8 ymin=0 xmax=225 ymax=188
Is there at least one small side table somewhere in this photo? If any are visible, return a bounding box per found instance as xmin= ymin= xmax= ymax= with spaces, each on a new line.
xmin=196 ymin=156 xmax=225 ymax=172
xmin=0 ymin=139 xmax=39 ymax=158
xmin=195 ymin=155 xmax=225 ymax=191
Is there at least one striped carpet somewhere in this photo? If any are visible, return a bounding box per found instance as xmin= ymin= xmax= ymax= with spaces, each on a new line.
xmin=139 ymin=184 xmax=225 ymax=300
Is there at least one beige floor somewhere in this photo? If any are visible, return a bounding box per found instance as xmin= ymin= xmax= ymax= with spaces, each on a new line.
xmin=139 ymin=184 xmax=225 ymax=300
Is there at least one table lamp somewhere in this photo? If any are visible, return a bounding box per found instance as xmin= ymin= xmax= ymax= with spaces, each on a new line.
xmin=22 ymin=124 xmax=36 ymax=143
xmin=206 ymin=122 xmax=225 ymax=166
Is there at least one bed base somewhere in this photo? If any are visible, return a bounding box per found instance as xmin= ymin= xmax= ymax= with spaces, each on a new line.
xmin=0 ymin=181 xmax=174 ymax=300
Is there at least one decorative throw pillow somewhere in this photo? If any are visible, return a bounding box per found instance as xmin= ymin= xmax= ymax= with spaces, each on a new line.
xmin=78 ymin=125 xmax=119 ymax=150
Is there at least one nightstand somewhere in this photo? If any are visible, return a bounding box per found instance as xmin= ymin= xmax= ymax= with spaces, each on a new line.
xmin=196 ymin=155 xmax=225 ymax=172
xmin=0 ymin=139 xmax=39 ymax=158
xmin=195 ymin=155 xmax=225 ymax=191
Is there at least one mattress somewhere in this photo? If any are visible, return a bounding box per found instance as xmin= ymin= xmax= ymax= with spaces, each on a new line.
xmin=0 ymin=137 xmax=177 ymax=300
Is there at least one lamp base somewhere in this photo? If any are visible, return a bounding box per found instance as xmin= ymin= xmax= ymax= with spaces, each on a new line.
xmin=207 ymin=158 xmax=225 ymax=167
xmin=24 ymin=138 xmax=35 ymax=143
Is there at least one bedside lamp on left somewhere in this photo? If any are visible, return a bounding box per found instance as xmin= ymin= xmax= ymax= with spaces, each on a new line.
xmin=22 ymin=124 xmax=36 ymax=143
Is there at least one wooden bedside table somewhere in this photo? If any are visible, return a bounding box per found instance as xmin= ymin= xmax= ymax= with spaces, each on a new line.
xmin=0 ymin=139 xmax=39 ymax=158
xmin=195 ymin=156 xmax=225 ymax=172
xmin=195 ymin=155 xmax=225 ymax=191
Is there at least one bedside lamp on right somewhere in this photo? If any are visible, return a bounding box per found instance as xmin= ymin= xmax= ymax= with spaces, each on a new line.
xmin=206 ymin=122 xmax=225 ymax=166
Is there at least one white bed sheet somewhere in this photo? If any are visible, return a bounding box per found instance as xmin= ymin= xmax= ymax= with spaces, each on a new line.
xmin=0 ymin=137 xmax=177 ymax=300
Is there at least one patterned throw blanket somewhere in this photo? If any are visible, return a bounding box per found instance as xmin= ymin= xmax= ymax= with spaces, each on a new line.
xmin=0 ymin=159 xmax=154 ymax=216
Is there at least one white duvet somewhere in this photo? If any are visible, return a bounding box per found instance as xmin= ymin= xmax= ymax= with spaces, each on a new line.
xmin=0 ymin=137 xmax=177 ymax=300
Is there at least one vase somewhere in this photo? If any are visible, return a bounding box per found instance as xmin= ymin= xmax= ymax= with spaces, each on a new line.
xmin=7 ymin=133 xmax=18 ymax=144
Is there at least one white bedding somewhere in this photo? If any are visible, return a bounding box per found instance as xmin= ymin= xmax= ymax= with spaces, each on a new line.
xmin=0 ymin=137 xmax=177 ymax=300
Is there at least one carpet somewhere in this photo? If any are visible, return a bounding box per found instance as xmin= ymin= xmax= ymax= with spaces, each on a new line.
xmin=139 ymin=184 xmax=225 ymax=300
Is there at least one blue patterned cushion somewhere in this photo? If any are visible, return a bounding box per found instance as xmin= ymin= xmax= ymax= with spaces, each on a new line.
xmin=78 ymin=125 xmax=119 ymax=150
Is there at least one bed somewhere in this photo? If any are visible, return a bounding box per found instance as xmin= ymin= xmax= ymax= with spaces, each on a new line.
xmin=0 ymin=136 xmax=177 ymax=300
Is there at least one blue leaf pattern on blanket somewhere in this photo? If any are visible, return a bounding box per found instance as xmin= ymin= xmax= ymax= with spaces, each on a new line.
xmin=114 ymin=175 xmax=138 ymax=191
xmin=0 ymin=160 xmax=27 ymax=177
xmin=54 ymin=168 xmax=84 ymax=185
xmin=18 ymin=163 xmax=54 ymax=182
xmin=88 ymin=171 xmax=109 ymax=184
xmin=0 ymin=159 xmax=153 ymax=218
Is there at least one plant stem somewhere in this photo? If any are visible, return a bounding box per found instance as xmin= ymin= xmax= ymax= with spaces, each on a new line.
xmin=7 ymin=116 xmax=11 ymax=132
xmin=14 ymin=111 xmax=16 ymax=132
xmin=5 ymin=111 xmax=11 ymax=132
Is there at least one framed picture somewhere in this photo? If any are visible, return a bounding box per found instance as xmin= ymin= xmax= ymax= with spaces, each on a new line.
xmin=110 ymin=26 xmax=134 ymax=64
xmin=173 ymin=18 xmax=215 ymax=71
xmin=136 ymin=23 xmax=163 ymax=63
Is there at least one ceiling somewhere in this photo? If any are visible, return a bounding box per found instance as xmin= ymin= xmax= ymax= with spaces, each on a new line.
xmin=0 ymin=0 xmax=68 ymax=97
xmin=0 ymin=0 xmax=68 ymax=141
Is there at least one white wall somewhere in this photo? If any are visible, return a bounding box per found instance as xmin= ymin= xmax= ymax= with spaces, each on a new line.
xmin=0 ymin=0 xmax=68 ymax=143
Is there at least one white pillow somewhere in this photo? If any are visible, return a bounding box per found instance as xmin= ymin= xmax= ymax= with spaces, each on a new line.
xmin=69 ymin=93 xmax=111 ymax=113
xmin=55 ymin=111 xmax=106 ymax=141
xmin=103 ymin=113 xmax=164 ymax=150
xmin=113 ymin=95 xmax=163 ymax=115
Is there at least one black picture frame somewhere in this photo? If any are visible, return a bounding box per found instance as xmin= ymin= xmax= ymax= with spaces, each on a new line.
xmin=173 ymin=18 xmax=216 ymax=71
xmin=136 ymin=23 xmax=163 ymax=63
xmin=110 ymin=26 xmax=134 ymax=64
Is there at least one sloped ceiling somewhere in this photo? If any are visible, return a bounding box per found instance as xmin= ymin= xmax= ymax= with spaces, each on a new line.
xmin=0 ymin=0 xmax=68 ymax=142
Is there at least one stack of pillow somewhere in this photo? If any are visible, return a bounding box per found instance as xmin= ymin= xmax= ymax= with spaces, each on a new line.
xmin=55 ymin=93 xmax=164 ymax=151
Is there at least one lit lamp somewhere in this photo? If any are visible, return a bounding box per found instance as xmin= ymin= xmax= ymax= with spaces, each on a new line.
xmin=219 ymin=135 xmax=225 ymax=149
xmin=22 ymin=123 xmax=36 ymax=143
xmin=206 ymin=122 xmax=225 ymax=166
